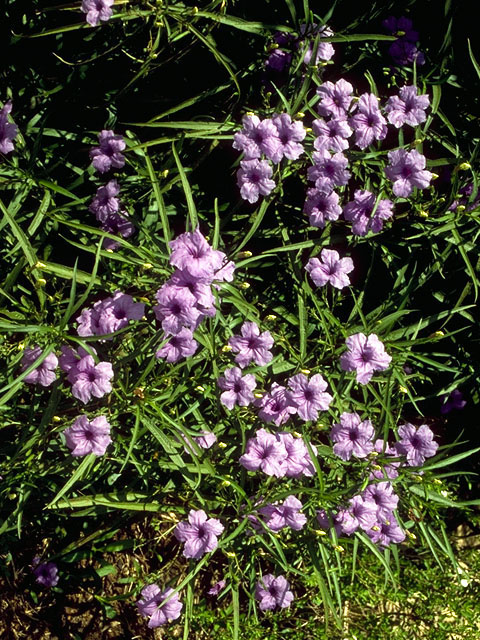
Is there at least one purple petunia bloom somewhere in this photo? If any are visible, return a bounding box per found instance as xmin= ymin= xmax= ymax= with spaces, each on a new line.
xmin=305 ymin=249 xmax=354 ymax=290
xmin=441 ymin=389 xmax=466 ymax=415
xmin=385 ymin=85 xmax=430 ymax=128
xmin=137 ymin=584 xmax=183 ymax=628
xmin=363 ymin=482 xmax=399 ymax=519
xmin=343 ymin=190 xmax=394 ymax=236
xmin=228 ymin=321 xmax=274 ymax=368
xmin=395 ymin=423 xmax=438 ymax=466
xmin=330 ymin=412 xmax=375 ymax=460
xmin=154 ymin=285 xmax=200 ymax=335
xmin=208 ymin=579 xmax=226 ymax=596
xmin=21 ymin=347 xmax=58 ymax=387
xmin=367 ymin=513 xmax=405 ymax=547
xmin=81 ymin=0 xmax=114 ymax=26
xmin=174 ymin=509 xmax=224 ymax=559
xmin=89 ymin=180 xmax=121 ymax=220
xmin=385 ymin=148 xmax=433 ymax=198
xmin=155 ymin=328 xmax=198 ymax=363
xmin=270 ymin=113 xmax=306 ymax=162
xmin=300 ymin=24 xmax=335 ymax=65
xmin=239 ymin=428 xmax=287 ymax=477
xmin=287 ymin=373 xmax=332 ymax=421
xmin=340 ymin=333 xmax=392 ymax=384
xmin=0 ymin=100 xmax=18 ymax=154
xmin=67 ymin=355 xmax=114 ymax=404
xmin=316 ymin=79 xmax=354 ymax=119
xmin=349 ymin=93 xmax=388 ymax=150
xmin=89 ymin=130 xmax=126 ymax=173
xmin=276 ymin=432 xmax=317 ymax=477
xmin=63 ymin=415 xmax=112 ymax=457
xmin=307 ymin=150 xmax=351 ymax=193
xmin=237 ymin=159 xmax=276 ymax=203
xmin=32 ymin=558 xmax=59 ymax=587
xmin=217 ymin=367 xmax=256 ymax=410
xmin=169 ymin=228 xmax=227 ymax=281
xmin=255 ymin=574 xmax=294 ymax=611
xmin=233 ymin=115 xmax=281 ymax=161
xmin=258 ymin=495 xmax=307 ymax=532
xmin=313 ymin=117 xmax=353 ymax=153
xmin=303 ymin=188 xmax=342 ymax=228
xmin=255 ymin=383 xmax=297 ymax=426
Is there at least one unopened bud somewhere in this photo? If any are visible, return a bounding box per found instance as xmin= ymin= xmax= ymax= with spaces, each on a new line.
xmin=35 ymin=278 xmax=47 ymax=287
xmin=300 ymin=369 xmax=310 ymax=375
xmin=433 ymin=478 xmax=442 ymax=485
xmin=406 ymin=530 xmax=416 ymax=540
xmin=457 ymin=205 xmax=466 ymax=212
xmin=218 ymin=441 xmax=227 ymax=449
xmin=399 ymin=385 xmax=408 ymax=394
xmin=192 ymin=5 xmax=198 ymax=13
xmin=368 ymin=451 xmax=379 ymax=458
xmin=371 ymin=464 xmax=382 ymax=471
xmin=253 ymin=392 xmax=264 ymax=398
xmin=239 ymin=282 xmax=250 ymax=289
xmin=315 ymin=529 xmax=327 ymax=536
xmin=334 ymin=545 xmax=344 ymax=552
xmin=246 ymin=111 xmax=255 ymax=117
xmin=142 ymin=262 xmax=153 ymax=270
xmin=195 ymin=385 xmax=205 ymax=392
xmin=133 ymin=387 xmax=145 ymax=399
xmin=305 ymin=127 xmax=312 ymax=133
xmin=413 ymin=138 xmax=424 ymax=145
xmin=265 ymin=314 xmax=277 ymax=321
xmin=428 ymin=331 xmax=444 ymax=339
xmin=419 ymin=210 xmax=429 ymax=218
xmin=52 ymin=416 xmax=61 ymax=423
xmin=34 ymin=261 xmax=46 ymax=269
xmin=458 ymin=162 xmax=471 ymax=171
xmin=221 ymin=479 xmax=231 ymax=487
xmin=295 ymin=112 xmax=305 ymax=119
xmin=430 ymin=173 xmax=439 ymax=180
xmin=221 ymin=344 xmax=232 ymax=352
xmin=237 ymin=250 xmax=252 ymax=258
xmin=161 ymin=169 xmax=169 ymax=178
xmin=292 ymin=431 xmax=302 ymax=438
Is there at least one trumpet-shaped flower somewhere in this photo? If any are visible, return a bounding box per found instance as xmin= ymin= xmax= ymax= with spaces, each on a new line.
xmin=174 ymin=509 xmax=224 ymax=559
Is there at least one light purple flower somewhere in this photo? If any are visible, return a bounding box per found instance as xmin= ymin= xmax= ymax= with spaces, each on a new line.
xmin=32 ymin=559 xmax=59 ymax=587
xmin=89 ymin=180 xmax=121 ymax=221
xmin=258 ymin=495 xmax=307 ymax=532
xmin=174 ymin=509 xmax=224 ymax=559
xmin=343 ymin=190 xmax=394 ymax=236
xmin=330 ymin=412 xmax=374 ymax=460
xmin=137 ymin=584 xmax=183 ymax=628
xmin=239 ymin=428 xmax=287 ymax=477
xmin=340 ymin=333 xmax=392 ymax=384
xmin=337 ymin=495 xmax=378 ymax=535
xmin=300 ymin=24 xmax=335 ymax=65
xmin=232 ymin=115 xmax=281 ymax=161
xmin=81 ymin=0 xmax=114 ymax=26
xmin=255 ymin=383 xmax=297 ymax=426
xmin=367 ymin=513 xmax=405 ymax=547
xmin=155 ymin=328 xmax=198 ymax=363
xmin=276 ymin=432 xmax=317 ymax=477
xmin=89 ymin=130 xmax=126 ymax=173
xmin=369 ymin=438 xmax=402 ymax=480
xmin=237 ymin=159 xmax=276 ymax=203
xmin=316 ymin=79 xmax=354 ymax=119
xmin=363 ymin=482 xmax=399 ymax=518
xmin=208 ymin=579 xmax=226 ymax=596
xmin=307 ymin=150 xmax=351 ymax=193
xmin=385 ymin=85 xmax=430 ymax=128
xmin=316 ymin=509 xmax=342 ymax=536
xmin=395 ymin=423 xmax=438 ymax=466
xmin=313 ymin=117 xmax=352 ymax=153
xmin=169 ymin=228 xmax=225 ymax=280
xmin=182 ymin=430 xmax=217 ymax=455
xmin=154 ymin=285 xmax=200 ymax=335
xmin=58 ymin=345 xmax=96 ymax=372
xmin=441 ymin=389 xmax=466 ymax=415
xmin=63 ymin=415 xmax=112 ymax=457
xmin=385 ymin=149 xmax=433 ymax=197
xmin=169 ymin=269 xmax=216 ymax=316
xmin=303 ymin=188 xmax=342 ymax=228
xmin=0 ymin=100 xmax=18 ymax=154
xmin=266 ymin=49 xmax=292 ymax=72
xmin=77 ymin=292 xmax=144 ymax=337
xmin=217 ymin=367 xmax=256 ymax=410
xmin=287 ymin=373 xmax=332 ymax=421
xmin=228 ymin=321 xmax=274 ymax=368
xmin=67 ymin=355 xmax=114 ymax=404
xmin=255 ymin=574 xmax=294 ymax=611
xmin=349 ymin=93 xmax=388 ymax=150
xmin=21 ymin=347 xmax=58 ymax=387
xmin=305 ymin=249 xmax=354 ymax=290
xmin=270 ymin=113 xmax=306 ymax=162
xmin=100 ymin=212 xmax=135 ymax=249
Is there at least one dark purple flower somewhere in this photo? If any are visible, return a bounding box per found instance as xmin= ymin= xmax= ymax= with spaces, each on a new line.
xmin=255 ymin=383 xmax=297 ymax=426
xmin=137 ymin=584 xmax=183 ymax=628
xmin=441 ymin=389 xmax=466 ymax=415
xmin=233 ymin=115 xmax=281 ymax=161
xmin=155 ymin=328 xmax=198 ymax=363
xmin=63 ymin=415 xmax=112 ymax=457
xmin=67 ymin=355 xmax=114 ymax=404
xmin=21 ymin=347 xmax=58 ymax=387
xmin=395 ymin=423 xmax=438 ymax=466
xmin=305 ymin=249 xmax=354 ymax=289
xmin=239 ymin=428 xmax=287 ymax=477
xmin=266 ymin=49 xmax=292 ymax=72
xmin=255 ymin=574 xmax=294 ymax=611
xmin=154 ymin=285 xmax=200 ymax=335
xmin=363 ymin=482 xmax=399 ymax=518
xmin=383 ymin=16 xmax=419 ymax=42
xmin=270 ymin=113 xmax=306 ymax=162
xmin=343 ymin=190 xmax=394 ymax=236
xmin=258 ymin=495 xmax=307 ymax=532
xmin=303 ymin=188 xmax=342 ymax=228
xmin=330 ymin=412 xmax=374 ymax=460
xmin=81 ymin=0 xmax=114 ymax=26
xmin=0 ymin=100 xmax=18 ymax=154
xmin=89 ymin=130 xmax=126 ymax=173
xmin=313 ymin=117 xmax=352 ymax=153
xmin=340 ymin=333 xmax=392 ymax=384
xmin=237 ymin=159 xmax=276 ymax=203
xmin=228 ymin=321 xmax=274 ymax=368
xmin=307 ymin=150 xmax=351 ymax=193
xmin=385 ymin=149 xmax=432 ymax=197
xmin=89 ymin=180 xmax=121 ymax=221
xmin=33 ymin=559 xmax=59 ymax=587
xmin=385 ymin=85 xmax=430 ymax=128
xmin=367 ymin=513 xmax=405 ymax=547
xmin=349 ymin=93 xmax=388 ymax=150
xmin=316 ymin=79 xmax=354 ymax=118
xmin=388 ymin=39 xmax=425 ymax=66
xmin=287 ymin=373 xmax=332 ymax=421
xmin=174 ymin=509 xmax=224 ymax=559
xmin=169 ymin=228 xmax=226 ymax=280
xmin=217 ymin=367 xmax=256 ymax=410
xmin=208 ymin=579 xmax=226 ymax=596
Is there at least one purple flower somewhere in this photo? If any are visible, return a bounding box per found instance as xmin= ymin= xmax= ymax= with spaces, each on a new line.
xmin=21 ymin=347 xmax=58 ymax=387
xmin=340 ymin=333 xmax=392 ymax=384
xmin=155 ymin=328 xmax=198 ymax=363
xmin=169 ymin=228 xmax=225 ymax=280
xmin=276 ymin=432 xmax=317 ymax=477
xmin=258 ymin=495 xmax=307 ymax=532
xmin=287 ymin=373 xmax=332 ymax=421
xmin=441 ymin=389 xmax=466 ymax=415
xmin=63 ymin=415 xmax=112 ymax=457
xmin=67 ymin=355 xmax=114 ymax=404
xmin=182 ymin=430 xmax=217 ymax=455
xmin=154 ymin=285 xmax=200 ymax=335
xmin=228 ymin=321 xmax=274 ymax=368
xmin=59 ymin=345 xmax=96 ymax=373
xmin=305 ymin=249 xmax=354 ymax=290
xmin=330 ymin=412 xmax=375 ymax=460
xmin=101 ymin=212 xmax=135 ymax=250
xmin=388 ymin=39 xmax=425 ymax=66
xmin=0 ymin=100 xmax=18 ymax=154
xmin=343 ymin=190 xmax=394 ymax=236
xmin=89 ymin=180 xmax=121 ymax=220
xmin=307 ymin=150 xmax=351 ymax=193
xmin=316 ymin=79 xmax=354 ymax=119
xmin=77 ymin=292 xmax=144 ymax=337
xmin=137 ymin=584 xmax=183 ymax=628
xmin=237 ymin=159 xmax=276 ymax=203
xmin=89 ymin=130 xmax=126 ymax=174
xmin=300 ymin=24 xmax=335 ymax=65
xmin=233 ymin=115 xmax=281 ymax=161
xmin=367 ymin=513 xmax=405 ymax=547
xmin=33 ymin=559 xmax=59 ymax=587
xmin=363 ymin=482 xmax=399 ymax=518
xmin=383 ymin=16 xmax=419 ymax=42
xmin=337 ymin=495 xmax=378 ymax=535
xmin=255 ymin=574 xmax=294 ymax=611
xmin=395 ymin=423 xmax=438 ymax=466
xmin=266 ymin=49 xmax=292 ymax=72
xmin=255 ymin=383 xmax=297 ymax=426
xmin=313 ymin=117 xmax=352 ymax=153
xmin=369 ymin=438 xmax=402 ymax=480
xmin=349 ymin=93 xmax=388 ymax=150
xmin=169 ymin=269 xmax=216 ymax=316
xmin=385 ymin=85 xmax=430 ymax=128
xmin=174 ymin=509 xmax=224 ymax=559
xmin=239 ymin=428 xmax=287 ymax=477
xmin=317 ymin=509 xmax=342 ymax=536
xmin=270 ymin=113 xmax=306 ymax=162
xmin=208 ymin=579 xmax=226 ymax=596
xmin=303 ymin=188 xmax=342 ymax=228
xmin=385 ymin=149 xmax=433 ymax=197
xmin=217 ymin=367 xmax=256 ymax=410
xmin=81 ymin=0 xmax=114 ymax=26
